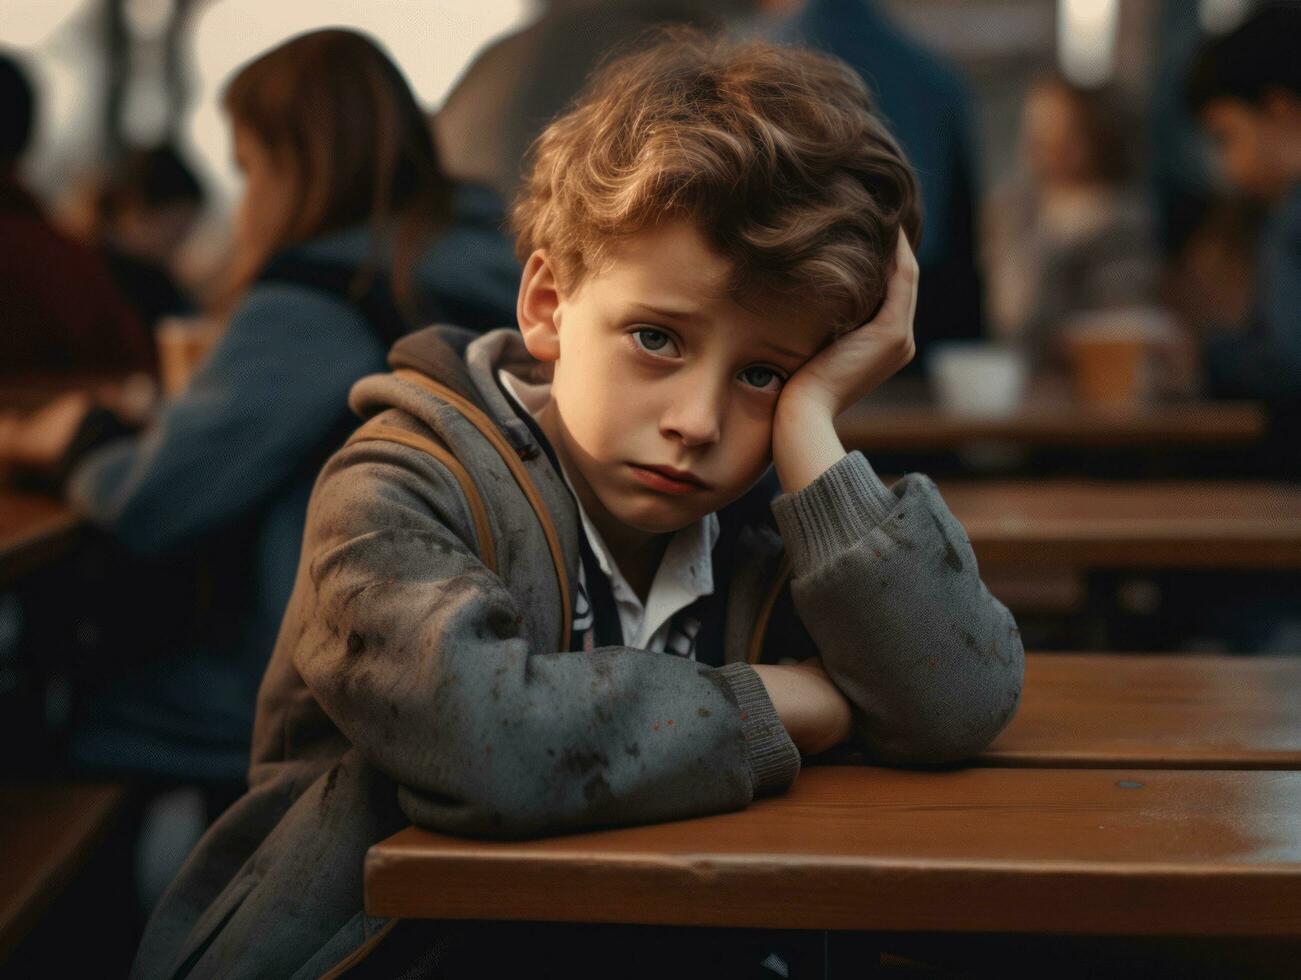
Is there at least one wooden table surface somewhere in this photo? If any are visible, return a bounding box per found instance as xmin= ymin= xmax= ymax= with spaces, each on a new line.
xmin=0 ymin=783 xmax=126 ymax=961
xmin=366 ymin=766 xmax=1301 ymax=937
xmin=836 ymin=377 xmax=1267 ymax=452
xmin=0 ymin=373 xmax=131 ymax=412
xmin=940 ymin=480 xmax=1301 ymax=567
xmin=980 ymin=654 xmax=1301 ymax=770
xmin=0 ymin=492 xmax=82 ymax=588
xmin=837 ymin=398 xmax=1267 ymax=451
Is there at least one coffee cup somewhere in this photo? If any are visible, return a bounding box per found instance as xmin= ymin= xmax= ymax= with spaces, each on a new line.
xmin=1063 ymin=307 xmax=1176 ymax=409
xmin=156 ymin=316 xmax=220 ymax=396
xmin=926 ymin=342 xmax=1028 ymax=417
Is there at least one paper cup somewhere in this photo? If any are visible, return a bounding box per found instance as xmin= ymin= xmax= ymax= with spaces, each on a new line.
xmin=1063 ymin=308 xmax=1175 ymax=409
xmin=157 ymin=317 xmax=219 ymax=396
xmin=926 ymin=342 xmax=1028 ymax=417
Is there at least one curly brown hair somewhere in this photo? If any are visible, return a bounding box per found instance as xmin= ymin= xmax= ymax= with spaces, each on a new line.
xmin=512 ymin=29 xmax=921 ymax=332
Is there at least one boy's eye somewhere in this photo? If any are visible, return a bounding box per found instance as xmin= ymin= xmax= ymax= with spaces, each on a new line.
xmin=632 ymin=328 xmax=679 ymax=357
xmin=739 ymin=365 xmax=784 ymax=392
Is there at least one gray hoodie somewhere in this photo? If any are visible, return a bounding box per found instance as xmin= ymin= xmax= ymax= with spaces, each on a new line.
xmin=132 ymin=325 xmax=1023 ymax=979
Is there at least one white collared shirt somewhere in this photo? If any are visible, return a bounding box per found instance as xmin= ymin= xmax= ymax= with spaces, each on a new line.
xmin=498 ymin=370 xmax=719 ymax=654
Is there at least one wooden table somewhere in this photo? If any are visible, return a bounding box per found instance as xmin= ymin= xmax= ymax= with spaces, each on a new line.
xmin=366 ymin=766 xmax=1301 ymax=937
xmin=981 ymin=654 xmax=1301 ymax=770
xmin=940 ymin=480 xmax=1301 ymax=568
xmin=0 ymin=374 xmax=132 ymax=412
xmin=837 ymin=380 xmax=1266 ymax=452
xmin=0 ymin=783 xmax=126 ymax=962
xmin=0 ymin=493 xmax=82 ymax=588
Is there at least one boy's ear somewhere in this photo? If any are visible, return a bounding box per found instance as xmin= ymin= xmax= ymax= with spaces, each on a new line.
xmin=517 ymin=250 xmax=562 ymax=363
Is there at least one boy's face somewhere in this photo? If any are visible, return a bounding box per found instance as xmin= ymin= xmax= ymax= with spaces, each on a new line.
xmin=519 ymin=220 xmax=829 ymax=540
xmin=1200 ymin=94 xmax=1301 ymax=200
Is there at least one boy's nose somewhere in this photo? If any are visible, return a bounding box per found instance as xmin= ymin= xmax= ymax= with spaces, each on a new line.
xmin=660 ymin=377 xmax=725 ymax=447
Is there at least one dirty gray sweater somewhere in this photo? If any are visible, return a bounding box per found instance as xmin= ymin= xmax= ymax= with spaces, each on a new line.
xmin=132 ymin=326 xmax=1023 ymax=979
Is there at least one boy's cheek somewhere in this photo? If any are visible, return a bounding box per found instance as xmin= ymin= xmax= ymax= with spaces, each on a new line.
xmin=723 ymin=435 xmax=776 ymax=498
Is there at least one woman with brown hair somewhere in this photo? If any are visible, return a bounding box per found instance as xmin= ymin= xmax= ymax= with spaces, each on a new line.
xmin=2 ymin=29 xmax=518 ymax=790
xmin=984 ymin=74 xmax=1161 ymax=368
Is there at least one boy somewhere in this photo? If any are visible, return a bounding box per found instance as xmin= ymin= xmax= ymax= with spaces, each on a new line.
xmin=134 ymin=33 xmax=1022 ymax=979
xmin=1185 ymin=4 xmax=1301 ymax=401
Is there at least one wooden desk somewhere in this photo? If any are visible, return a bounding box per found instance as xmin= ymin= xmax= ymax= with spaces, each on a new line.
xmin=0 ymin=374 xmax=130 ymax=412
xmin=366 ymin=767 xmax=1301 ymax=937
xmin=0 ymin=783 xmax=126 ymax=962
xmin=836 ymin=377 xmax=1267 ymax=452
xmin=981 ymin=654 xmax=1301 ymax=770
xmin=941 ymin=480 xmax=1301 ymax=568
xmin=838 ymin=399 xmax=1267 ymax=452
xmin=0 ymin=493 xmax=82 ymax=588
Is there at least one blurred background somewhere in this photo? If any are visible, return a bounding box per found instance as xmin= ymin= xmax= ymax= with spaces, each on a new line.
xmin=0 ymin=0 xmax=1269 ymax=311
xmin=1 ymin=0 xmax=1299 ymax=975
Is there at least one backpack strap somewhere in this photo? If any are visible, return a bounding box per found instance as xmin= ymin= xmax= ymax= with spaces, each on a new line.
xmin=318 ymin=919 xmax=401 ymax=980
xmin=747 ymin=555 xmax=792 ymax=665
xmin=345 ymin=423 xmax=497 ymax=576
xmin=351 ymin=368 xmax=572 ymax=650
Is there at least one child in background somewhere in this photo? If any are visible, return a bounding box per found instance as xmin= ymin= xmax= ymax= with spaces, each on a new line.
xmin=134 ymin=32 xmax=1023 ymax=979
xmin=1185 ymin=4 xmax=1301 ymax=402
xmin=0 ymin=52 xmax=153 ymax=374
xmin=92 ymin=145 xmax=205 ymax=331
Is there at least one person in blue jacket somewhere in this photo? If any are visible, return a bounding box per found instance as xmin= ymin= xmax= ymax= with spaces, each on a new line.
xmin=2 ymin=29 xmax=519 ymax=785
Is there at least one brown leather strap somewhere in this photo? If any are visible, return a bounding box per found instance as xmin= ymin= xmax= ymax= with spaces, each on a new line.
xmin=747 ymin=555 xmax=792 ymax=665
xmin=393 ymin=369 xmax=573 ymax=648
xmin=346 ymin=424 xmax=497 ymax=575
xmin=318 ymin=918 xmax=400 ymax=980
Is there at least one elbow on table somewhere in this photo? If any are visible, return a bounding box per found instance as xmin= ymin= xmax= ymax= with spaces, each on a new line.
xmin=393 ymin=744 xmax=587 ymax=841
xmin=862 ymin=638 xmax=1025 ymax=766
xmin=397 ymin=782 xmax=560 ymax=841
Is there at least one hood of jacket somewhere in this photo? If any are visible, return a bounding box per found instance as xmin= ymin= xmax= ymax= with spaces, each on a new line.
xmin=348 ymin=325 xmax=585 ymax=644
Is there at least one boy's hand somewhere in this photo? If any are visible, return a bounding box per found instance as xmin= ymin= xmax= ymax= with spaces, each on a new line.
xmin=771 ymin=232 xmax=918 ymax=494
xmin=778 ymin=231 xmax=919 ymax=420
xmin=751 ymin=656 xmax=852 ymax=757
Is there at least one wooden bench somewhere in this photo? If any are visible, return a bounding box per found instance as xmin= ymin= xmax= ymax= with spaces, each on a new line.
xmin=939 ymin=480 xmax=1301 ymax=568
xmin=981 ymin=653 xmax=1301 ymax=770
xmin=365 ymin=766 xmax=1301 ymax=937
xmin=0 ymin=782 xmax=127 ymax=963
xmin=0 ymin=493 xmax=82 ymax=589
xmin=837 ymin=392 xmax=1267 ymax=452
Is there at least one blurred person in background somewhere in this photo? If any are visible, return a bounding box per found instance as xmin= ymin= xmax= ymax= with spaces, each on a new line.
xmin=1157 ymin=4 xmax=1301 ymax=656
xmin=1 ymin=29 xmax=518 ymax=803
xmin=93 ymin=144 xmax=205 ymax=332
xmin=771 ymin=0 xmax=985 ymax=364
xmin=433 ymin=0 xmax=745 ymax=200
xmin=0 ymin=50 xmax=154 ymax=375
xmin=984 ymin=75 xmax=1162 ymax=371
xmin=1164 ymin=194 xmax=1259 ymax=343
xmin=1185 ymin=3 xmax=1301 ymax=403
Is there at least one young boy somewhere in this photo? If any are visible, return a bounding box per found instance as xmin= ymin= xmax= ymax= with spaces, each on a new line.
xmin=1185 ymin=4 xmax=1301 ymax=401
xmin=133 ymin=34 xmax=1023 ymax=979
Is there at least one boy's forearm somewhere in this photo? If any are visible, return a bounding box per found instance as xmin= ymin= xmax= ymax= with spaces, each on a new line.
xmin=770 ymin=453 xmax=1025 ymax=764
xmin=752 ymin=658 xmax=852 ymax=757
xmin=771 ymin=396 xmax=847 ymax=495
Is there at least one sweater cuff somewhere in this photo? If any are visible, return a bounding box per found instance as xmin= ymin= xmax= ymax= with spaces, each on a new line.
xmin=716 ymin=662 xmax=801 ymax=796
xmin=770 ymin=451 xmax=898 ymax=574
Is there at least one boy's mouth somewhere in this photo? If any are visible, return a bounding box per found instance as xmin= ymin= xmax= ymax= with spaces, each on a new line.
xmin=628 ymin=463 xmax=710 ymax=494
